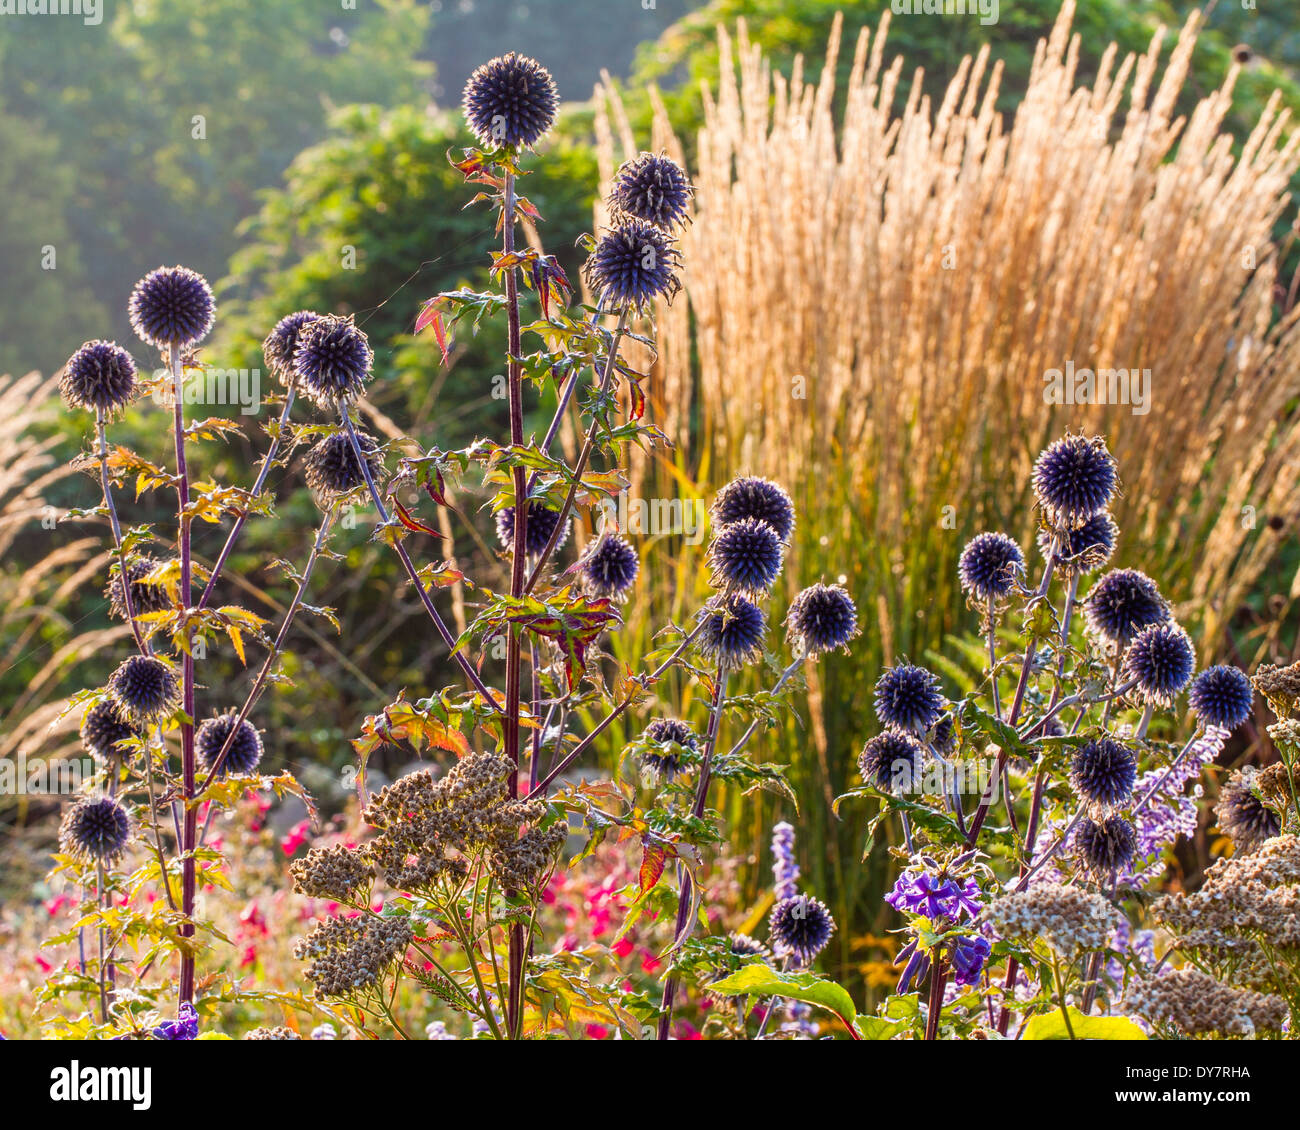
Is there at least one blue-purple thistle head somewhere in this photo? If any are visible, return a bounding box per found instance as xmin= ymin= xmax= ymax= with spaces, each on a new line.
xmin=1188 ymin=665 xmax=1253 ymax=731
xmin=578 ymin=533 xmax=639 ymax=599
xmin=858 ymin=730 xmax=923 ymax=793
xmin=496 ymin=503 xmax=570 ymax=557
xmin=1083 ymin=568 xmax=1169 ymax=647
xmin=1032 ymin=433 xmax=1117 ymax=530
xmin=263 ymin=310 xmax=322 ymax=385
xmin=292 ymin=314 xmax=373 ymax=407
xmin=303 ymin=430 xmax=382 ymax=499
xmin=768 ymin=894 xmax=835 ymax=966
xmin=608 ymin=152 xmax=692 ymax=231
xmin=707 ymin=517 xmax=784 ymax=597
xmin=785 ymin=583 xmax=858 ymax=656
xmin=60 ymin=340 xmax=137 ymax=416
xmin=1124 ymin=622 xmax=1196 ymax=707
xmin=697 ymin=593 xmax=766 ymax=671
xmin=107 ymin=655 xmax=180 ymax=727
xmin=583 ymin=220 xmax=682 ymax=310
xmin=711 ymin=476 xmax=795 ymax=544
xmin=958 ymin=532 xmax=1024 ymax=602
xmin=80 ymin=699 xmax=143 ymax=764
xmin=1070 ymin=736 xmax=1137 ymax=808
xmin=196 ymin=712 xmax=264 ymax=777
xmin=1039 ymin=511 xmax=1117 ymax=575
xmin=462 ymin=52 xmax=558 ymax=150
xmin=128 ymin=266 xmax=215 ymax=350
xmin=60 ymin=796 xmax=130 ymax=864
xmin=640 ymin=718 xmax=696 ymax=779
xmin=1214 ymin=769 xmax=1280 ymax=853
xmin=874 ymin=664 xmax=944 ymax=734
xmin=106 ymin=555 xmax=173 ymax=620
xmin=1075 ymin=814 xmax=1138 ymax=878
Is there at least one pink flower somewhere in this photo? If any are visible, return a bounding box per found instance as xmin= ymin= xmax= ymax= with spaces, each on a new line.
xmin=280 ymin=819 xmax=311 ymax=856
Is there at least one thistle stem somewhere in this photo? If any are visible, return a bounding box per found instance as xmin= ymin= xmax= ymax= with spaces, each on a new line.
xmin=95 ymin=411 xmax=148 ymax=655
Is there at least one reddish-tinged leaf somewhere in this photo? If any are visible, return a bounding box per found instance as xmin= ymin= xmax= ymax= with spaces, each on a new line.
xmin=392 ymin=498 xmax=444 ymax=540
xmin=416 ymin=300 xmax=452 ymax=366
xmin=639 ymin=842 xmax=668 ymax=895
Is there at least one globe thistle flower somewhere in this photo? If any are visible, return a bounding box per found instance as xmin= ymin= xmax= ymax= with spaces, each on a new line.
xmin=128 ymin=265 xmax=215 ymax=350
xmin=583 ymin=219 xmax=682 ymax=310
xmin=874 ymin=664 xmax=944 ymax=734
xmin=1032 ymin=433 xmax=1118 ymax=530
xmin=1124 ymin=622 xmax=1196 ymax=706
xmin=958 ymin=532 xmax=1025 ymax=601
xmin=949 ymin=934 xmax=992 ymax=987
xmin=768 ymin=894 xmax=835 ymax=965
xmin=728 ymin=933 xmax=772 ymax=962
xmin=59 ymin=340 xmax=137 ymax=415
xmin=107 ymin=655 xmax=180 ymax=726
xmin=578 ymin=533 xmax=639 ymax=599
xmin=1039 ymin=511 xmax=1117 ymax=575
xmin=303 ymin=430 xmax=381 ymax=498
xmin=59 ymin=796 xmax=130 ymax=864
xmin=858 ymin=730 xmax=923 ymax=792
xmin=80 ymin=699 xmax=144 ymax=763
xmin=292 ymin=314 xmax=373 ymax=407
xmin=105 ymin=556 xmax=172 ymax=620
xmin=640 ymin=718 xmax=696 ymax=779
xmin=1083 ymin=569 xmax=1168 ymax=647
xmin=711 ymin=476 xmax=796 ymax=544
xmin=263 ymin=310 xmax=322 ymax=385
xmin=785 ymin=583 xmax=859 ymax=656
xmin=195 ymin=712 xmax=264 ymax=776
xmin=461 ymin=52 xmax=558 ymax=149
xmin=1214 ymin=770 xmax=1281 ymax=853
xmin=1075 ymin=814 xmax=1138 ymax=877
xmin=1189 ymin=665 xmax=1254 ymax=731
xmin=697 ymin=594 xmax=766 ymax=671
xmin=1070 ymin=737 xmax=1137 ymax=808
xmin=496 ymin=503 xmax=570 ymax=557
xmin=707 ymin=517 xmax=784 ymax=597
xmin=608 ymin=152 xmax=692 ymax=230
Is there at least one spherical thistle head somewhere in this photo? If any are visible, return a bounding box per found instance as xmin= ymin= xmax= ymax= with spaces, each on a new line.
xmin=496 ymin=503 xmax=570 ymax=558
xmin=1075 ymin=814 xmax=1138 ymax=878
xmin=697 ymin=594 xmax=767 ymax=671
xmin=874 ymin=664 xmax=944 ymax=734
xmin=263 ymin=310 xmax=322 ymax=385
xmin=105 ymin=555 xmax=172 ymax=621
xmin=1189 ymin=665 xmax=1254 ymax=731
xmin=578 ymin=533 xmax=639 ymax=599
xmin=1215 ymin=771 xmax=1281 ymax=853
xmin=958 ymin=532 xmax=1025 ymax=601
xmin=107 ymin=655 xmax=180 ymax=727
xmin=768 ymin=894 xmax=836 ymax=966
xmin=60 ymin=796 xmax=130 ymax=864
xmin=80 ymin=699 xmax=144 ymax=763
xmin=1032 ymin=433 xmax=1118 ymax=530
xmin=1083 ymin=569 xmax=1169 ymax=648
xmin=303 ymin=429 xmax=382 ymax=499
xmin=583 ymin=219 xmax=682 ymax=311
xmin=640 ymin=717 xmax=697 ymax=779
xmin=728 ymin=932 xmax=772 ymax=962
xmin=196 ymin=712 xmax=264 ymax=777
xmin=462 ymin=52 xmax=559 ymax=150
xmin=609 ymin=152 xmax=692 ymax=230
xmin=786 ymin=582 xmax=859 ymax=656
xmin=707 ymin=517 xmax=784 ymax=597
xmin=1070 ymin=736 xmax=1137 ymax=808
xmin=291 ymin=314 xmax=373 ymax=407
xmin=1039 ymin=511 xmax=1117 ymax=576
xmin=858 ymin=730 xmax=923 ymax=792
xmin=128 ymin=265 xmax=215 ymax=350
xmin=1124 ymin=622 xmax=1196 ymax=707
xmin=711 ymin=476 xmax=796 ymax=544
xmin=60 ymin=340 xmax=137 ymax=416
